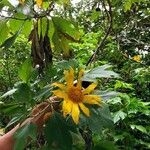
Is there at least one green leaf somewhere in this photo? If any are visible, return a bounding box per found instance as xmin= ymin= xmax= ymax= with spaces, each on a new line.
xmin=80 ymin=104 xmax=113 ymax=133
xmin=52 ymin=17 xmax=80 ymax=41
xmin=6 ymin=115 xmax=24 ymax=128
xmin=52 ymin=30 xmax=71 ymax=57
xmin=9 ymin=17 xmax=32 ymax=37
xmin=18 ymin=58 xmax=33 ymax=83
xmin=44 ymin=112 xmax=73 ymax=150
xmin=83 ymin=64 xmax=120 ymax=82
xmin=130 ymin=125 xmax=147 ymax=134
xmin=113 ymin=110 xmax=127 ymax=123
xmin=14 ymin=123 xmax=37 ymax=150
xmin=1 ymin=88 xmax=17 ymax=98
xmin=0 ymin=103 xmax=23 ymax=115
xmin=14 ymin=83 xmax=32 ymax=102
xmin=107 ymin=97 xmax=122 ymax=105
xmin=91 ymin=10 xmax=101 ymax=21
xmin=95 ymin=90 xmax=119 ymax=101
xmin=0 ymin=21 xmax=9 ymax=44
xmin=0 ymin=31 xmax=19 ymax=49
xmin=124 ymin=0 xmax=132 ymax=12
xmin=114 ymin=80 xmax=134 ymax=90
xmin=94 ymin=140 xmax=118 ymax=150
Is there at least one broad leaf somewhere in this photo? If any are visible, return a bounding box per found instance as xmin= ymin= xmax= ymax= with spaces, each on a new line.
xmin=130 ymin=125 xmax=147 ymax=134
xmin=0 ymin=21 xmax=9 ymax=44
xmin=14 ymin=123 xmax=37 ymax=150
xmin=113 ymin=110 xmax=127 ymax=123
xmin=95 ymin=90 xmax=119 ymax=101
xmin=13 ymin=83 xmax=32 ymax=102
xmin=83 ymin=64 xmax=120 ymax=82
xmin=44 ymin=112 xmax=73 ymax=150
xmin=18 ymin=58 xmax=33 ymax=83
xmin=52 ymin=17 xmax=80 ymax=41
xmin=0 ymin=31 xmax=19 ymax=49
xmin=9 ymin=16 xmax=32 ymax=37
xmin=80 ymin=104 xmax=113 ymax=133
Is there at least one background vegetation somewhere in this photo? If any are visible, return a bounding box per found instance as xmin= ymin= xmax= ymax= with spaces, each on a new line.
xmin=0 ymin=0 xmax=149 ymax=149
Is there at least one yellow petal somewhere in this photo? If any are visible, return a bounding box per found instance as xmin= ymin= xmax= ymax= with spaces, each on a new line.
xmin=53 ymin=90 xmax=67 ymax=99
xmin=83 ymin=83 xmax=97 ymax=94
xmin=64 ymin=67 xmax=74 ymax=87
xmin=62 ymin=100 xmax=73 ymax=117
xmin=71 ymin=103 xmax=80 ymax=124
xmin=36 ymin=0 xmax=43 ymax=7
xmin=19 ymin=0 xmax=25 ymax=4
xmin=52 ymin=82 xmax=65 ymax=89
xmin=79 ymin=103 xmax=90 ymax=117
xmin=77 ymin=69 xmax=84 ymax=89
xmin=83 ymin=95 xmax=101 ymax=105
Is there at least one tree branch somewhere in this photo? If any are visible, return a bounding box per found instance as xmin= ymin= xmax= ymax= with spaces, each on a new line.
xmin=86 ymin=0 xmax=113 ymax=66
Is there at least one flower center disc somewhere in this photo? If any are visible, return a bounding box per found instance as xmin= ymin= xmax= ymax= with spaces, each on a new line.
xmin=68 ymin=86 xmax=83 ymax=103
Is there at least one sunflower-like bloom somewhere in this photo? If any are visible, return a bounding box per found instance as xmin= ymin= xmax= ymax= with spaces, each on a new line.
xmin=52 ymin=68 xmax=101 ymax=124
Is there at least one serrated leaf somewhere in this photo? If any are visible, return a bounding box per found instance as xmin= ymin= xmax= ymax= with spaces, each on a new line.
xmin=113 ymin=110 xmax=127 ymax=123
xmin=18 ymin=58 xmax=33 ymax=83
xmin=95 ymin=90 xmax=119 ymax=101
xmin=44 ymin=112 xmax=73 ymax=150
xmin=14 ymin=123 xmax=37 ymax=150
xmin=83 ymin=64 xmax=120 ymax=82
xmin=14 ymin=83 xmax=32 ymax=102
xmin=80 ymin=104 xmax=113 ymax=133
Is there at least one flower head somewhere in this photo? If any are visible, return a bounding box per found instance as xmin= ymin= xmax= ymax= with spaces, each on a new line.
xmin=132 ymin=55 xmax=141 ymax=62
xmin=52 ymin=68 xmax=101 ymax=124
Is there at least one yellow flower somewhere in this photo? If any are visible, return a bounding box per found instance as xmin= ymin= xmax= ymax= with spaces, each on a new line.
xmin=36 ymin=0 xmax=43 ymax=7
xmin=132 ymin=55 xmax=141 ymax=62
xmin=52 ymin=68 xmax=101 ymax=124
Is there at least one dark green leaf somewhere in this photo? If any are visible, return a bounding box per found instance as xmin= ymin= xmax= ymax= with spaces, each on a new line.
xmin=80 ymin=104 xmax=113 ymax=133
xmin=44 ymin=112 xmax=73 ymax=150
xmin=14 ymin=123 xmax=37 ymax=150
xmin=14 ymin=83 xmax=32 ymax=102
xmin=94 ymin=140 xmax=118 ymax=150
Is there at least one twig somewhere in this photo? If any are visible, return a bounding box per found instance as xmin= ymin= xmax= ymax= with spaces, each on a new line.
xmin=86 ymin=0 xmax=113 ymax=66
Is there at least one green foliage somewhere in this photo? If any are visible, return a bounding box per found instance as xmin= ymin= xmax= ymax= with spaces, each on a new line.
xmin=18 ymin=58 xmax=33 ymax=83
xmin=0 ymin=0 xmax=149 ymax=149
xmin=83 ymin=64 xmax=120 ymax=82
xmin=14 ymin=123 xmax=37 ymax=150
xmin=44 ymin=112 xmax=74 ymax=150
xmin=80 ymin=104 xmax=113 ymax=133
